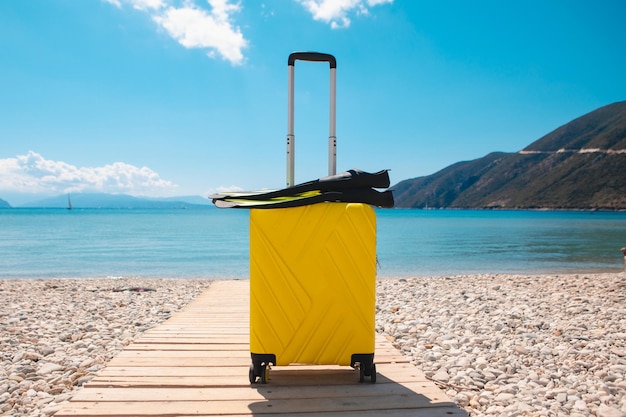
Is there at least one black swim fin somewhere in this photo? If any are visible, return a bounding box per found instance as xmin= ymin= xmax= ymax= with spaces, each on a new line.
xmin=213 ymin=188 xmax=394 ymax=209
xmin=209 ymin=169 xmax=390 ymax=202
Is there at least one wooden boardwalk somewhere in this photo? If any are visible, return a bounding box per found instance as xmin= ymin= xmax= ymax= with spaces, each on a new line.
xmin=55 ymin=280 xmax=467 ymax=416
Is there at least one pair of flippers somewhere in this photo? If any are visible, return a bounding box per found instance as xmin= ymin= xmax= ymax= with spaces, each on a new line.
xmin=210 ymin=169 xmax=394 ymax=209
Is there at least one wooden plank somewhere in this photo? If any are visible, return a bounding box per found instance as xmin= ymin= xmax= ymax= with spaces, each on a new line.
xmin=107 ymin=357 xmax=408 ymax=369
xmin=55 ymin=393 xmax=456 ymax=416
xmin=87 ymin=372 xmax=426 ymax=388
xmin=141 ymin=329 xmax=249 ymax=334
xmin=113 ymin=350 xmax=407 ymax=365
xmin=216 ymin=409 xmax=469 ymax=417
xmin=124 ymin=344 xmax=406 ymax=362
xmin=142 ymin=327 xmax=250 ymax=333
xmin=125 ymin=343 xmax=249 ymax=351
xmin=106 ymin=356 xmax=251 ymax=367
xmin=94 ymin=364 xmax=424 ymax=380
xmin=95 ymin=366 xmax=249 ymax=377
xmin=145 ymin=322 xmax=250 ymax=327
xmin=378 ymin=354 xmax=410 ymax=362
xmin=133 ymin=336 xmax=249 ymax=344
xmin=84 ymin=375 xmax=251 ymax=388
xmin=145 ymin=324 xmax=249 ymax=329
xmin=115 ymin=350 xmax=251 ymax=358
xmin=71 ymin=382 xmax=452 ymax=403
xmin=179 ymin=410 xmax=468 ymax=417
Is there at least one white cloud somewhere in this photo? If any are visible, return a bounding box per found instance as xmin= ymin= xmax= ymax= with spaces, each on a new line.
xmin=0 ymin=151 xmax=177 ymax=196
xmin=154 ymin=2 xmax=247 ymax=65
xmin=131 ymin=0 xmax=166 ymax=10
xmin=215 ymin=185 xmax=244 ymax=193
xmin=105 ymin=0 xmax=247 ymax=65
xmin=297 ymin=0 xmax=392 ymax=28
xmin=104 ymin=0 xmax=123 ymax=8
xmin=106 ymin=0 xmax=165 ymax=10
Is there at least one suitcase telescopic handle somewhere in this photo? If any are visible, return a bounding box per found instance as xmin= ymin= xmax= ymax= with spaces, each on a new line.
xmin=288 ymin=52 xmax=337 ymax=68
xmin=286 ymin=52 xmax=337 ymax=187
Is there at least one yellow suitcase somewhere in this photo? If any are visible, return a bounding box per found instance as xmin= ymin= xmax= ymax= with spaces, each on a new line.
xmin=249 ymin=202 xmax=376 ymax=382
xmin=247 ymin=53 xmax=379 ymax=383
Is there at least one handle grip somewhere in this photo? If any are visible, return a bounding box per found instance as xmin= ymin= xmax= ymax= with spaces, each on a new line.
xmin=286 ymin=52 xmax=337 ymax=187
xmin=288 ymin=52 xmax=337 ymax=68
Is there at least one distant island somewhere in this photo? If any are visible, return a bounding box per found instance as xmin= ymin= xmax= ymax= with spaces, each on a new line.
xmin=392 ymin=101 xmax=626 ymax=210
xmin=0 ymin=194 xmax=214 ymax=210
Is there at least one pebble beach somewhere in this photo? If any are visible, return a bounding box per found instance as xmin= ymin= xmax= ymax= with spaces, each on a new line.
xmin=1 ymin=273 xmax=625 ymax=416
xmin=377 ymin=273 xmax=626 ymax=417
xmin=1 ymin=278 xmax=211 ymax=416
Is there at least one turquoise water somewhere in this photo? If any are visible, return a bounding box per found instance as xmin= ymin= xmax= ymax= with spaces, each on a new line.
xmin=376 ymin=209 xmax=626 ymax=276
xmin=1 ymin=207 xmax=625 ymax=279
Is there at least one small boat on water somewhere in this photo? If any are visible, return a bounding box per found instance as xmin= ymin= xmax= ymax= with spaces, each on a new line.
xmin=67 ymin=194 xmax=72 ymax=210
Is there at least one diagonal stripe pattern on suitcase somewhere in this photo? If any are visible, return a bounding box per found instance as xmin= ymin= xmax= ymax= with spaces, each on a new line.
xmin=250 ymin=203 xmax=376 ymax=366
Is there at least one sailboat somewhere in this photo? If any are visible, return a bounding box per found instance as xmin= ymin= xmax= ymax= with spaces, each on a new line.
xmin=67 ymin=194 xmax=72 ymax=210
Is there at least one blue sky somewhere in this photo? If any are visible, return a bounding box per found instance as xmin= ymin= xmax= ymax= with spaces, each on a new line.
xmin=1 ymin=0 xmax=625 ymax=204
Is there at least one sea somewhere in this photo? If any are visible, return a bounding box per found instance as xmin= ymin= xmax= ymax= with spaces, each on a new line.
xmin=1 ymin=207 xmax=625 ymax=279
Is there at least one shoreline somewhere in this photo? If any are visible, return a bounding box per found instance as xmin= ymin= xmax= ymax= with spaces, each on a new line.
xmin=1 ymin=263 xmax=623 ymax=281
xmin=1 ymin=273 xmax=625 ymax=416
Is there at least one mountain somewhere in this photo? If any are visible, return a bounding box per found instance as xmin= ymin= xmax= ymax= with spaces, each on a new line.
xmin=393 ymin=101 xmax=626 ymax=210
xmin=17 ymin=193 xmax=214 ymax=209
xmin=0 ymin=198 xmax=11 ymax=208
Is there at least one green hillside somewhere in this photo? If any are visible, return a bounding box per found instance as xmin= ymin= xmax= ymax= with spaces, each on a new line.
xmin=393 ymin=101 xmax=626 ymax=210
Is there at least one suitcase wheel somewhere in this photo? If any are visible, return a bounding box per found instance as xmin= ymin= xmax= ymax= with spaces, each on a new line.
xmin=359 ymin=363 xmax=377 ymax=384
xmin=250 ymin=354 xmax=275 ymax=384
xmin=249 ymin=362 xmax=270 ymax=384
xmin=262 ymin=365 xmax=269 ymax=383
